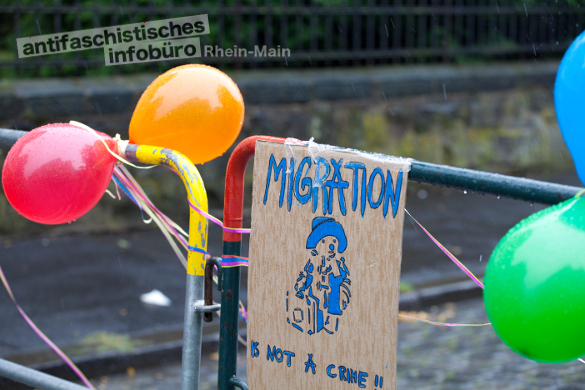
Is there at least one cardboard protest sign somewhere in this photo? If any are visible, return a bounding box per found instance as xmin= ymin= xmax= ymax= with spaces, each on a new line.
xmin=247 ymin=140 xmax=410 ymax=390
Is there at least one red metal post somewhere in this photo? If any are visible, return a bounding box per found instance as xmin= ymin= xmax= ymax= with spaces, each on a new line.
xmin=218 ymin=136 xmax=285 ymax=390
xmin=223 ymin=136 xmax=287 ymax=243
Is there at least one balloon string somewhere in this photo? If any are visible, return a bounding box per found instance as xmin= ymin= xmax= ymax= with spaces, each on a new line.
xmin=110 ymin=156 xmax=496 ymax=330
xmin=109 ymin=167 xmax=249 ymax=325
xmin=112 ymin=168 xmax=494 ymax=329
xmin=405 ymin=209 xmax=484 ymax=289
xmin=0 ymin=266 xmax=95 ymax=389
xmin=398 ymin=313 xmax=491 ymax=327
xmin=187 ymin=199 xmax=251 ymax=234
xmin=72 ymin=119 xmax=250 ymax=234
xmin=164 ymin=167 xmax=252 ymax=234
xmin=112 ymin=175 xmax=152 ymax=224
xmin=72 ymin=120 xmax=251 ymax=335
xmin=69 ymin=121 xmax=155 ymax=170
xmin=161 ymin=166 xmax=250 ymax=233
xmin=113 ymin=167 xmax=186 ymax=266
xmin=104 ymin=189 xmax=117 ymax=199
xmin=70 ymin=120 xmax=247 ymax=235
xmin=113 ymin=177 xmax=122 ymax=200
xmin=220 ymin=255 xmax=250 ymax=268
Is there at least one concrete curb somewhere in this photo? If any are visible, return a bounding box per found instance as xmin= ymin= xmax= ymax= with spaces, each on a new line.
xmin=398 ymin=279 xmax=483 ymax=311
xmin=0 ymin=61 xmax=559 ymax=121
xmin=0 ymin=333 xmax=224 ymax=389
xmin=0 ymin=279 xmax=483 ymax=388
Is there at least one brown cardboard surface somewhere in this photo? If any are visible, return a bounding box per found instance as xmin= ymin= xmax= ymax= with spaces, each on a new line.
xmin=248 ymin=140 xmax=410 ymax=390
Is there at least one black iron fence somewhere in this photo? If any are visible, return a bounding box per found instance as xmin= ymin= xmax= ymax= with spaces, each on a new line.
xmin=1 ymin=0 xmax=584 ymax=77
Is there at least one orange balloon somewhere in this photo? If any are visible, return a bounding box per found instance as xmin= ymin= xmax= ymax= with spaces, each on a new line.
xmin=129 ymin=64 xmax=245 ymax=164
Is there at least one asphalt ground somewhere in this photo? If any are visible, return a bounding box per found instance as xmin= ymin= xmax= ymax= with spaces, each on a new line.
xmin=47 ymin=298 xmax=585 ymax=390
xmin=0 ymin=173 xmax=581 ymax=384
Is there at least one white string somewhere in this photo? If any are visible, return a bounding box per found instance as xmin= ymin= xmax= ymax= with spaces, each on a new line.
xmin=68 ymin=121 xmax=155 ymax=170
xmin=119 ymin=165 xmax=189 ymax=239
xmin=70 ymin=121 xmax=190 ymax=241
xmin=114 ymin=167 xmax=189 ymax=267
xmin=104 ymin=189 xmax=116 ymax=199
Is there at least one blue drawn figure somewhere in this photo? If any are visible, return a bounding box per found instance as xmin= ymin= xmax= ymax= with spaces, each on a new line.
xmin=287 ymin=217 xmax=351 ymax=335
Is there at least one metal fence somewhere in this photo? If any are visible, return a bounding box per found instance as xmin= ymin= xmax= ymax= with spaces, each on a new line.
xmin=0 ymin=129 xmax=582 ymax=389
xmin=1 ymin=0 xmax=585 ymax=77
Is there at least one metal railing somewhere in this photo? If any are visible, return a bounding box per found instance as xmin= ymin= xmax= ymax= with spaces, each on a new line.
xmin=1 ymin=0 xmax=584 ymax=77
xmin=0 ymin=130 xmax=582 ymax=390
xmin=0 ymin=129 xmax=215 ymax=390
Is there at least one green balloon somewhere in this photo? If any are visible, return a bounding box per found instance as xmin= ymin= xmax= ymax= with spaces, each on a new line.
xmin=484 ymin=196 xmax=585 ymax=363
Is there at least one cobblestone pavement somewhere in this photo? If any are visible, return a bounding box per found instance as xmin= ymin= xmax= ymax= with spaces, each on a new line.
xmin=90 ymin=298 xmax=585 ymax=390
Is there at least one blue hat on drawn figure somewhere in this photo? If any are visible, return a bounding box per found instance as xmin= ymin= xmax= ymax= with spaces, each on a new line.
xmin=286 ymin=217 xmax=352 ymax=335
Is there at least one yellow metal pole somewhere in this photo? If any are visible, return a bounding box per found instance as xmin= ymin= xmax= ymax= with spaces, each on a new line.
xmin=128 ymin=145 xmax=208 ymax=275
xmin=121 ymin=144 xmax=208 ymax=390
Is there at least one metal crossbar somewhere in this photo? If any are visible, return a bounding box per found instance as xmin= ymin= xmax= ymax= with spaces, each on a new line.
xmin=0 ymin=130 xmax=581 ymax=390
xmin=0 ymin=129 xmax=212 ymax=390
xmin=214 ymin=135 xmax=582 ymax=390
xmin=409 ymin=161 xmax=581 ymax=204
xmin=0 ymin=359 xmax=88 ymax=390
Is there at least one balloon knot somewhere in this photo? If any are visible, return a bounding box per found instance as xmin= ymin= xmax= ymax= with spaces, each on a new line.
xmin=116 ymin=139 xmax=129 ymax=159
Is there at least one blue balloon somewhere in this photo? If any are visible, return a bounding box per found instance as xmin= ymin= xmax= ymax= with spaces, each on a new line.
xmin=554 ymin=30 xmax=585 ymax=186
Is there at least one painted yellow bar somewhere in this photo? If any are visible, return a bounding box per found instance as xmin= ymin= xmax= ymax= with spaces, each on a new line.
xmin=133 ymin=145 xmax=208 ymax=276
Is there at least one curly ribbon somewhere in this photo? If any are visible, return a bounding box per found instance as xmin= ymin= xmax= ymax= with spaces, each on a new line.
xmin=398 ymin=313 xmax=491 ymax=327
xmin=405 ymin=209 xmax=484 ymax=290
xmin=220 ymin=255 xmax=250 ymax=268
xmin=187 ymin=199 xmax=251 ymax=234
xmin=164 ymin=165 xmax=250 ymax=234
xmin=111 ymin=150 xmax=497 ymax=331
xmin=0 ymin=266 xmax=95 ymax=389
xmin=76 ymin=120 xmax=496 ymax=331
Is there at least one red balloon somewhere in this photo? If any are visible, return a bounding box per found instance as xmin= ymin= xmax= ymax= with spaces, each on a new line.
xmin=2 ymin=123 xmax=118 ymax=225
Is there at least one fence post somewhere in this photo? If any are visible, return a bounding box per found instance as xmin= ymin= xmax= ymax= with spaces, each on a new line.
xmin=120 ymin=144 xmax=209 ymax=390
xmin=218 ymin=136 xmax=286 ymax=390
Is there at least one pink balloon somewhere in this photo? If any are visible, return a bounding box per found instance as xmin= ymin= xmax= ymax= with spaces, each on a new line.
xmin=2 ymin=123 xmax=118 ymax=224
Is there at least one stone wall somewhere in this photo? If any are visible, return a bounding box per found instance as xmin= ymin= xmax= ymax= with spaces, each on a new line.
xmin=0 ymin=61 xmax=574 ymax=237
